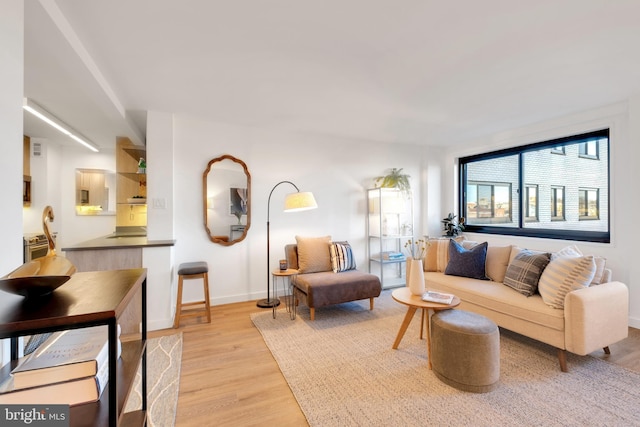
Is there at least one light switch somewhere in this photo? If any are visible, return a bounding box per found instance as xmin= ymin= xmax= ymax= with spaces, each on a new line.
xmin=152 ymin=198 xmax=166 ymax=209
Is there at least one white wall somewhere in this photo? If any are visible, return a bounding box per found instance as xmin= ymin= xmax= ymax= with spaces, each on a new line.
xmin=1 ymin=1 xmax=24 ymax=274
xmin=168 ymin=115 xmax=424 ymax=309
xmin=0 ymin=0 xmax=24 ymax=367
xmin=437 ymin=101 xmax=640 ymax=328
xmin=144 ymin=111 xmax=175 ymax=329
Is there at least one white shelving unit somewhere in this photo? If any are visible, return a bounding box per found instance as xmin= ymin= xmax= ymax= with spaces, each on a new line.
xmin=367 ymin=188 xmax=414 ymax=289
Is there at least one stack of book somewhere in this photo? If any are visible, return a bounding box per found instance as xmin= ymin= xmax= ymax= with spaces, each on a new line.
xmin=382 ymin=251 xmax=405 ymax=261
xmin=0 ymin=325 xmax=121 ymax=406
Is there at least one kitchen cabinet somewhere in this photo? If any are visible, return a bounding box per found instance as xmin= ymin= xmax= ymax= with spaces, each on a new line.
xmin=76 ymin=170 xmax=106 ymax=206
xmin=116 ymin=138 xmax=147 ymax=228
xmin=0 ymin=269 xmax=147 ymax=427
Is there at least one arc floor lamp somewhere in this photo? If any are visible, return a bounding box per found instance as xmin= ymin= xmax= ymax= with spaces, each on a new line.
xmin=257 ymin=181 xmax=318 ymax=308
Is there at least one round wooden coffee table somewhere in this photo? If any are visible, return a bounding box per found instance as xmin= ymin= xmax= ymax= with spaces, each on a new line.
xmin=391 ymin=287 xmax=460 ymax=369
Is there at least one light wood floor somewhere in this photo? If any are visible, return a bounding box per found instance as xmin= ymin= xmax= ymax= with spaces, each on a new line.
xmin=151 ymin=301 xmax=640 ymax=427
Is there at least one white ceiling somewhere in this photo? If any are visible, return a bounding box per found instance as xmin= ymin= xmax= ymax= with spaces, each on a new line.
xmin=23 ymin=0 xmax=640 ymax=151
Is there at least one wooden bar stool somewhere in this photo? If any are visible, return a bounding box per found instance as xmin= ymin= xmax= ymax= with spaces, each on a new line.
xmin=173 ymin=261 xmax=211 ymax=328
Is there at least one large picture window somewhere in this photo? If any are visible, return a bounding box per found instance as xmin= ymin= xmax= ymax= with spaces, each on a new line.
xmin=459 ymin=129 xmax=610 ymax=243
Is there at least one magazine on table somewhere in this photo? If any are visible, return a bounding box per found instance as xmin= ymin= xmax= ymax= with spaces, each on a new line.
xmin=421 ymin=290 xmax=455 ymax=304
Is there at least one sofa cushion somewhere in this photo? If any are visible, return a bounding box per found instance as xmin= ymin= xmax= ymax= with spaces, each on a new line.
xmin=424 ymin=236 xmax=465 ymax=272
xmin=330 ymin=241 xmax=357 ymax=273
xmin=295 ymin=235 xmax=332 ymax=273
xmin=293 ymin=270 xmax=381 ymax=308
xmin=444 ymin=240 xmax=489 ymax=280
xmin=503 ymin=250 xmax=551 ymax=296
xmin=538 ymin=255 xmax=596 ymax=309
xmin=485 ymin=245 xmax=513 ymax=282
xmin=425 ymin=272 xmax=565 ymax=333
xmin=461 ymin=241 xmax=512 ymax=283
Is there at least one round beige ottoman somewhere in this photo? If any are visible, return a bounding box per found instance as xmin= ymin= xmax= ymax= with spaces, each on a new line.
xmin=430 ymin=309 xmax=500 ymax=393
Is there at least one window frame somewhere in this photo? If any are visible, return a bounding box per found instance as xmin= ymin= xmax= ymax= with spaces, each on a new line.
xmin=524 ymin=184 xmax=538 ymax=222
xmin=466 ymin=181 xmax=513 ymax=223
xmin=550 ymin=186 xmax=565 ymax=221
xmin=458 ymin=129 xmax=610 ymax=243
xmin=579 ymin=188 xmax=600 ymax=220
xmin=579 ymin=140 xmax=599 ymax=159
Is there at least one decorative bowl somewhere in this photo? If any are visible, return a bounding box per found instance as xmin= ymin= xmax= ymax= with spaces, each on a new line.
xmin=0 ymin=276 xmax=71 ymax=299
xmin=0 ymin=256 xmax=76 ymax=299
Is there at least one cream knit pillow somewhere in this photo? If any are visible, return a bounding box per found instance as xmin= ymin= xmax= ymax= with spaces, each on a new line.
xmin=538 ymin=255 xmax=596 ymax=309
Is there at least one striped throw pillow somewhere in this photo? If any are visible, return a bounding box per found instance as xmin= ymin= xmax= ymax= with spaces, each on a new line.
xmin=330 ymin=242 xmax=357 ymax=273
xmin=424 ymin=236 xmax=466 ymax=272
xmin=538 ymin=255 xmax=596 ymax=309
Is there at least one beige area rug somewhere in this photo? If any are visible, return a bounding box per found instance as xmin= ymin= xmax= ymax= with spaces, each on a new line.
xmin=251 ymin=290 xmax=640 ymax=427
xmin=125 ymin=333 xmax=183 ymax=427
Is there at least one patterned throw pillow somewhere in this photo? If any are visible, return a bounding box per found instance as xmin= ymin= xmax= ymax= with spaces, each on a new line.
xmin=503 ymin=250 xmax=551 ymax=296
xmin=444 ymin=240 xmax=489 ymax=280
xmin=330 ymin=242 xmax=357 ymax=273
xmin=552 ymin=245 xmax=607 ymax=285
xmin=538 ymin=255 xmax=597 ymax=309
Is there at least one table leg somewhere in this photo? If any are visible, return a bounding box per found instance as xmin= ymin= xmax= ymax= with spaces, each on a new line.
xmin=392 ymin=306 xmax=418 ymax=349
xmin=420 ymin=308 xmax=425 ymax=339
xmin=288 ymin=279 xmax=296 ymax=320
xmin=426 ymin=308 xmax=433 ymax=369
xmin=272 ymin=276 xmax=277 ymax=319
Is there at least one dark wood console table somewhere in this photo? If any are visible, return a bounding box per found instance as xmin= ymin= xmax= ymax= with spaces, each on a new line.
xmin=0 ymin=268 xmax=147 ymax=427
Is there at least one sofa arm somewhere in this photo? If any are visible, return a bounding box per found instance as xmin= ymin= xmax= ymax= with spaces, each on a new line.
xmin=564 ymin=281 xmax=629 ymax=355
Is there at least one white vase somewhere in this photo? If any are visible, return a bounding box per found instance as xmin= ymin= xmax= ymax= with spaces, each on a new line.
xmin=407 ymin=258 xmax=425 ymax=295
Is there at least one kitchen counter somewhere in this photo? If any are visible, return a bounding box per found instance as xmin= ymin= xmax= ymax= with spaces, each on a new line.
xmin=62 ymin=235 xmax=175 ymax=251
xmin=61 ymin=235 xmax=175 ymax=273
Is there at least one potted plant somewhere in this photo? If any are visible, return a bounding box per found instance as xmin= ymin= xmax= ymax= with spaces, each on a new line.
xmin=442 ymin=213 xmax=465 ymax=237
xmin=374 ymin=168 xmax=411 ymax=192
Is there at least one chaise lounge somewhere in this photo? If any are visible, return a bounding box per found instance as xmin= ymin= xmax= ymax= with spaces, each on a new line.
xmin=285 ymin=236 xmax=382 ymax=320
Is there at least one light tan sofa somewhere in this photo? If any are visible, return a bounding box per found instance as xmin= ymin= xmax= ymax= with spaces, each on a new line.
xmin=422 ymin=238 xmax=629 ymax=372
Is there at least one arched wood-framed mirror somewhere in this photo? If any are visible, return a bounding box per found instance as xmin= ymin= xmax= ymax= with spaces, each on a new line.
xmin=203 ymin=154 xmax=251 ymax=245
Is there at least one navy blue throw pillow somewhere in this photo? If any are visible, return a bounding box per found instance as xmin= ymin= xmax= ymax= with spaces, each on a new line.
xmin=444 ymin=239 xmax=489 ymax=280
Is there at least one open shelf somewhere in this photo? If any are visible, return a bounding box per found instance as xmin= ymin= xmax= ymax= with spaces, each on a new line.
xmin=0 ymin=269 xmax=147 ymax=427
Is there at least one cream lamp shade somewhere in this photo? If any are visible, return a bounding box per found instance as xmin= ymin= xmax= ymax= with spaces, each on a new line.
xmin=284 ymin=192 xmax=318 ymax=212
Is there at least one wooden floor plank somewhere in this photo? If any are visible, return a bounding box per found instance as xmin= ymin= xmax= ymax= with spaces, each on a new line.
xmin=149 ymin=301 xmax=640 ymax=427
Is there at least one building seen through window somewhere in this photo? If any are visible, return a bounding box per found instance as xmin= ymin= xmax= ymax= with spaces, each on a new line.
xmin=459 ymin=129 xmax=609 ymax=242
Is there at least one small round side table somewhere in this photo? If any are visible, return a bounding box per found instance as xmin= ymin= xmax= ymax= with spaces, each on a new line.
xmin=391 ymin=287 xmax=460 ymax=369
xmin=272 ymin=269 xmax=298 ymax=319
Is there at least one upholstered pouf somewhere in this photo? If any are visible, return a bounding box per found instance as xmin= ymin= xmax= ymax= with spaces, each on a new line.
xmin=430 ymin=309 xmax=500 ymax=393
